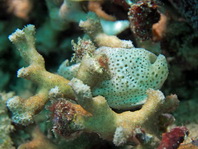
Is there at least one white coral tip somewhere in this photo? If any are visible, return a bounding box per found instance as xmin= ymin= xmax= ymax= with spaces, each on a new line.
xmin=17 ymin=67 xmax=28 ymax=78
xmin=8 ymin=29 xmax=24 ymax=42
xmin=69 ymin=78 xmax=92 ymax=100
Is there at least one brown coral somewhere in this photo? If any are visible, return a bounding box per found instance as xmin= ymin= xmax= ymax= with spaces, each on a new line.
xmin=18 ymin=128 xmax=57 ymax=149
xmin=88 ymin=0 xmax=116 ymax=21
xmin=128 ymin=0 xmax=160 ymax=41
xmin=152 ymin=13 xmax=168 ymax=41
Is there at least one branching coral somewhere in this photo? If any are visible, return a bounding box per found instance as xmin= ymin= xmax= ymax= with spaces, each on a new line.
xmin=18 ymin=127 xmax=57 ymax=149
xmin=79 ymin=13 xmax=132 ymax=48
xmin=0 ymin=0 xmax=197 ymax=148
xmin=128 ymin=0 xmax=160 ymax=41
xmin=35 ymin=0 xmax=130 ymax=53
xmin=7 ymin=25 xmax=74 ymax=125
xmin=51 ymin=79 xmax=179 ymax=147
xmin=0 ymin=92 xmax=15 ymax=149
xmin=152 ymin=14 xmax=168 ymax=41
xmin=88 ymin=0 xmax=116 ymax=21
xmin=7 ymin=15 xmax=178 ymax=148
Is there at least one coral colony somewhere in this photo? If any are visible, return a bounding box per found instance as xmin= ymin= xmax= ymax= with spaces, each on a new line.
xmin=0 ymin=0 xmax=198 ymax=149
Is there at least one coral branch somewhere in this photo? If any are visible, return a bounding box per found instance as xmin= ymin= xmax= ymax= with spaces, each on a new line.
xmin=79 ymin=13 xmax=132 ymax=48
xmin=7 ymin=25 xmax=75 ymax=125
xmin=8 ymin=25 xmax=44 ymax=66
xmin=88 ymin=1 xmax=116 ymax=21
xmin=75 ymin=54 xmax=107 ymax=88
xmin=18 ymin=127 xmax=57 ymax=149
xmin=7 ymin=90 xmax=48 ymax=124
xmin=0 ymin=92 xmax=15 ymax=149
xmin=128 ymin=0 xmax=160 ymax=41
xmin=51 ymin=79 xmax=179 ymax=147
